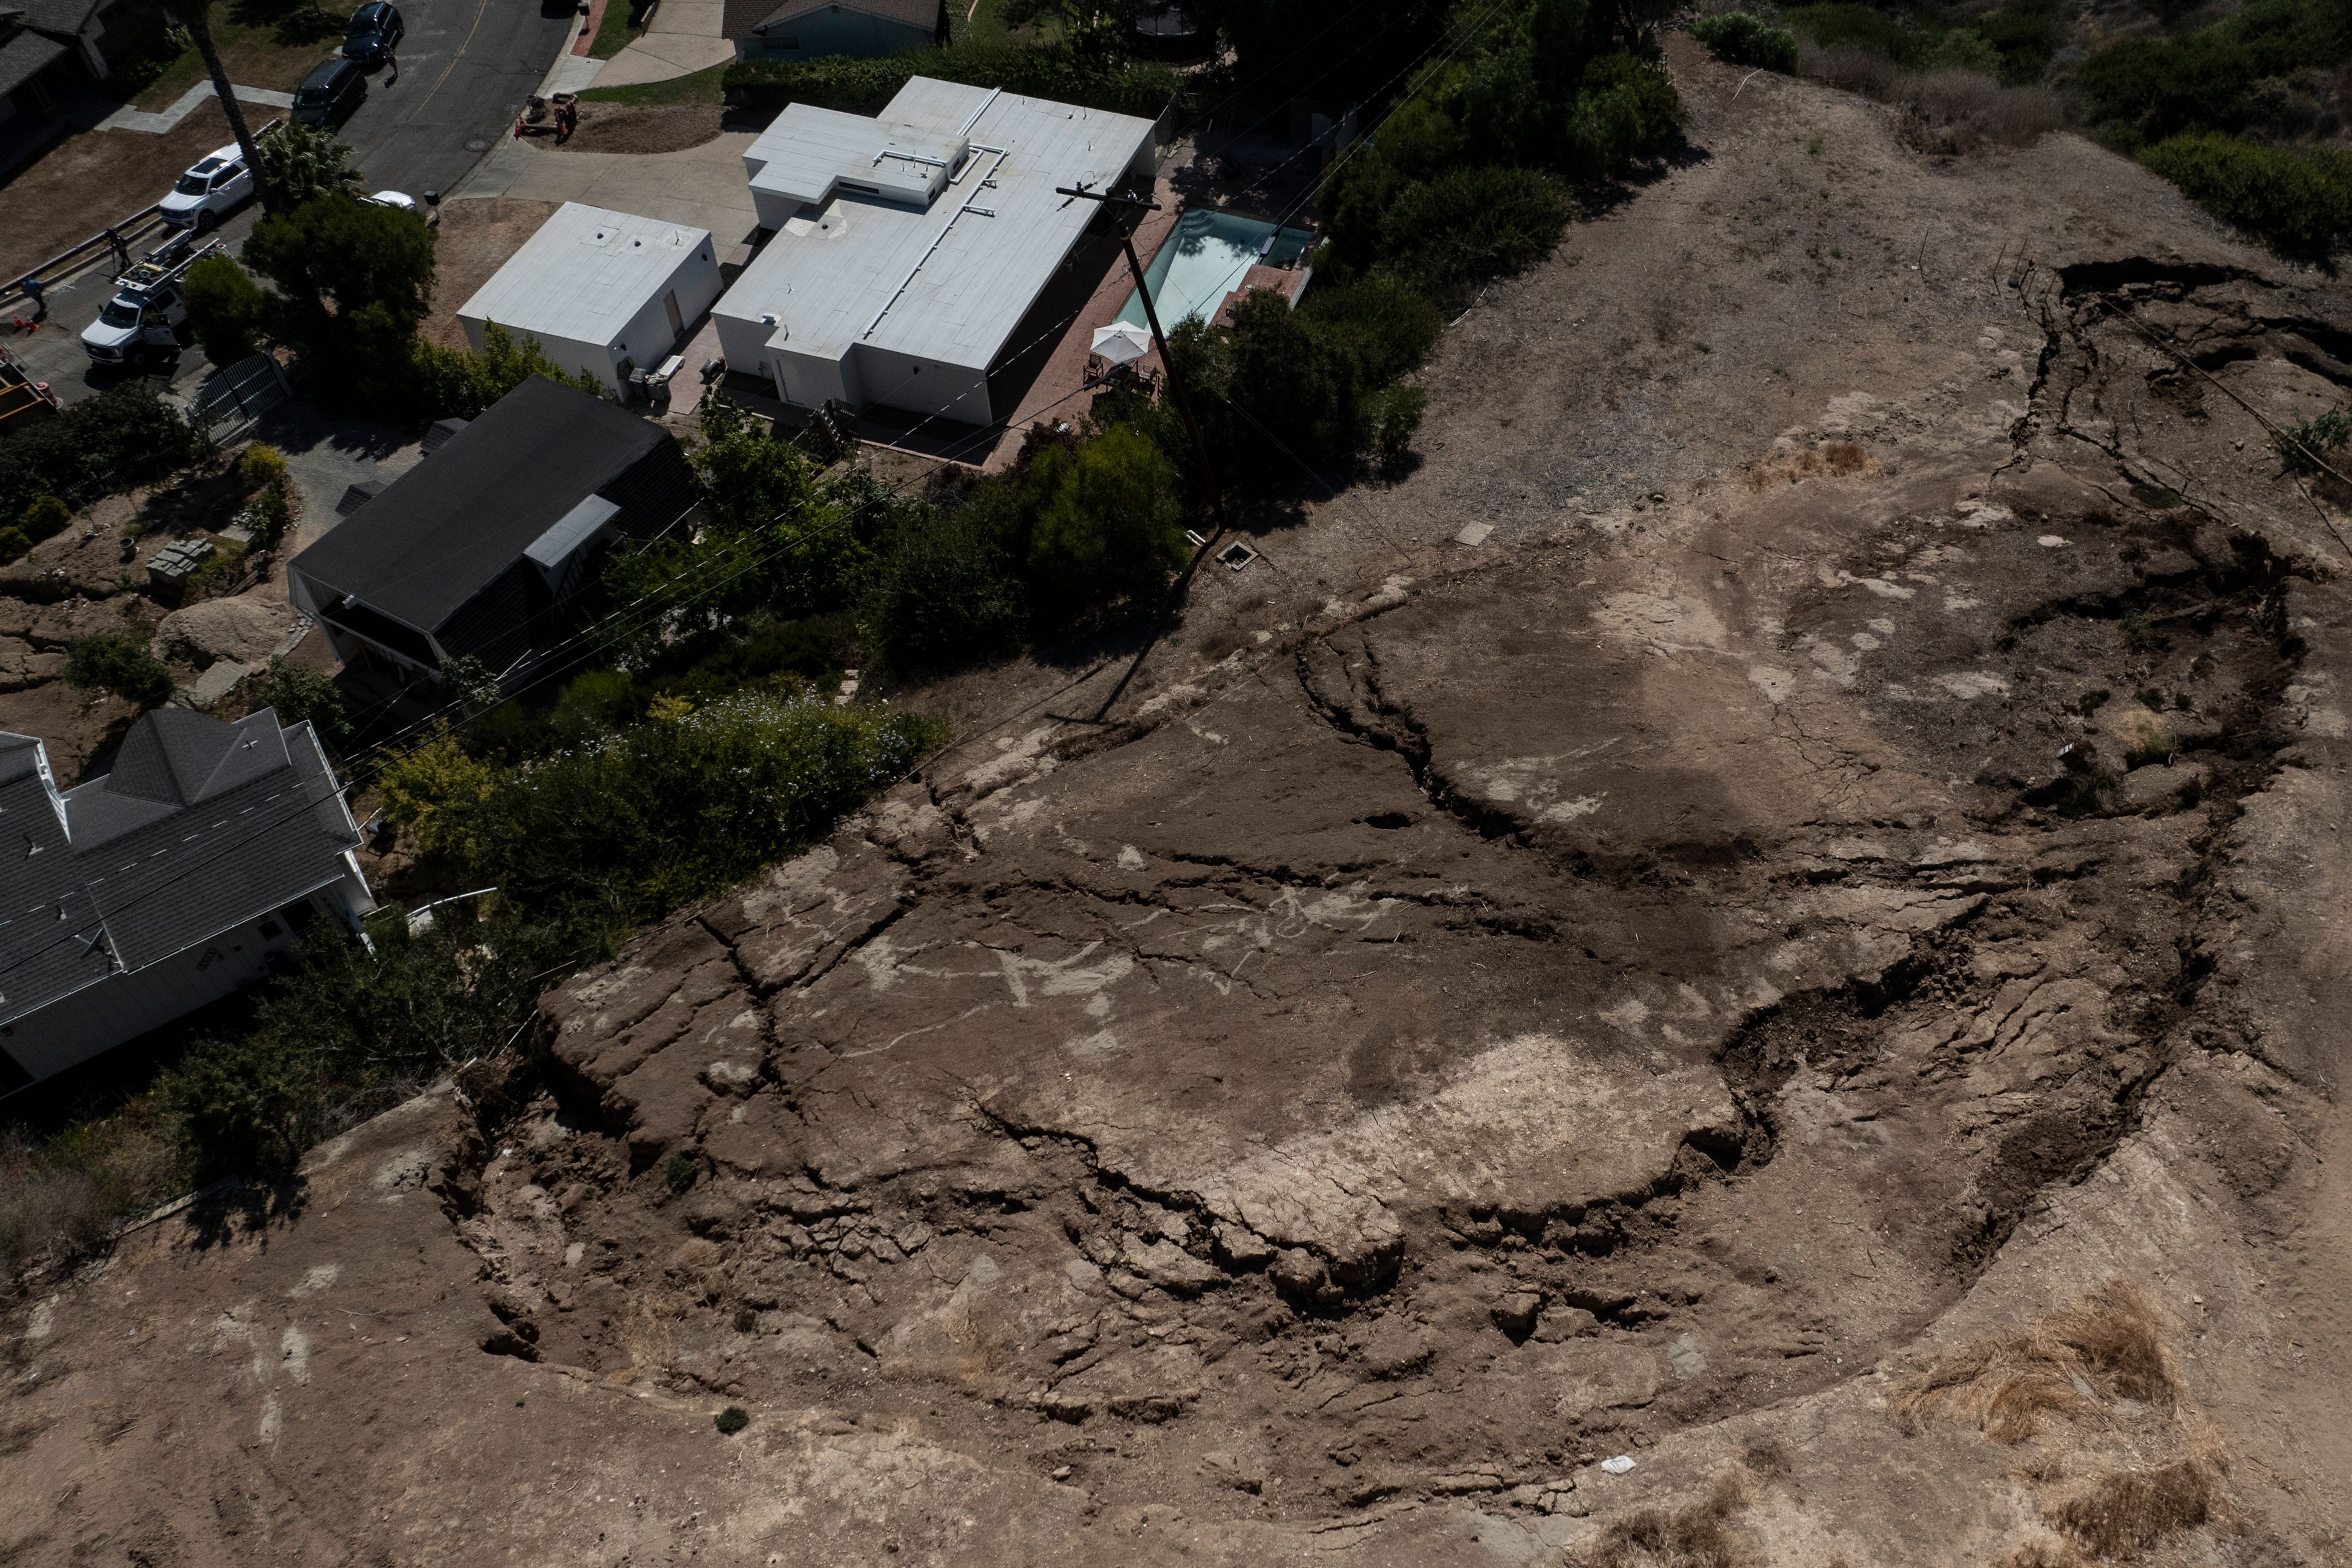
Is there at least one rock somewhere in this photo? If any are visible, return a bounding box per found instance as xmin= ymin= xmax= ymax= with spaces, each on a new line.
xmin=0 ymin=636 xmax=62 ymax=692
xmin=1212 ymin=1221 xmax=1275 ymax=1268
xmin=174 ymin=659 xmax=248 ymax=709
xmin=1121 ymin=1235 xmax=1224 ymax=1294
xmin=2121 ymin=763 xmax=2208 ymax=814
xmin=1493 ymin=1289 xmax=1544 ymax=1338
xmin=1350 ymin=1316 xmax=1432 ymax=1378
xmin=1532 ymin=1305 xmax=1599 ymax=1343
xmin=156 ymin=596 xmax=293 ymax=668
xmin=1270 ymin=1248 xmax=1339 ymax=1304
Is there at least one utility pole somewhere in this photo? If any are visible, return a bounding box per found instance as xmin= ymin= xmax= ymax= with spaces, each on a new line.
xmin=1054 ymin=182 xmax=1232 ymax=539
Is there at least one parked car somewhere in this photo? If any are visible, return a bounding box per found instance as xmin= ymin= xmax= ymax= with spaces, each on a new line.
xmin=292 ymin=56 xmax=366 ymax=126
xmin=341 ymin=1 xmax=403 ymax=66
xmin=157 ymin=140 xmax=254 ymax=230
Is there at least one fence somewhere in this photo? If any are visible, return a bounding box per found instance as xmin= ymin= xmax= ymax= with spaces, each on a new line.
xmin=189 ymin=352 xmax=290 ymax=439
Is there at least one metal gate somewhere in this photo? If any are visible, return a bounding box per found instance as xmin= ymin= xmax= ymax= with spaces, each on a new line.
xmin=191 ymin=352 xmax=290 ymax=437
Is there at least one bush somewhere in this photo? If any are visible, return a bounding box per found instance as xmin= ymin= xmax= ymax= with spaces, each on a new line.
xmin=410 ymin=325 xmax=608 ymax=422
xmin=715 ymin=1406 xmax=750 ymax=1434
xmin=20 ymin=493 xmax=70 ymax=541
xmin=2139 ymin=132 xmax=2352 ymax=255
xmin=724 ymin=39 xmax=1182 ymax=121
xmin=183 ymin=254 xmax=270 ymax=367
xmin=857 ymin=502 xmax=1028 ymax=676
xmin=0 ymin=382 xmax=202 ymax=524
xmin=257 ymin=657 xmax=350 ymax=749
xmin=238 ymin=441 xmax=290 ymax=489
xmin=1378 ymin=165 xmax=1568 ymax=295
xmin=378 ymin=723 xmax=499 ymax=859
xmin=1373 ymin=384 xmax=1428 ymax=470
xmin=0 ymin=1114 xmax=184 ymax=1273
xmin=156 ymin=1030 xmax=323 ymax=1178
xmin=1901 ymin=69 xmax=2066 ymax=153
xmin=448 ymin=688 xmax=940 ymax=918
xmin=1692 ymin=11 xmax=1801 ymax=72
xmin=1023 ymin=425 xmax=1188 ymax=617
xmin=665 ymin=1152 xmax=700 ymax=1191
xmin=2076 ymin=0 xmax=2352 ymax=148
xmin=0 ymin=527 xmax=27 ymax=564
xmin=64 ymin=630 xmax=174 ymax=707
xmin=2274 ymin=405 xmax=2350 ymax=473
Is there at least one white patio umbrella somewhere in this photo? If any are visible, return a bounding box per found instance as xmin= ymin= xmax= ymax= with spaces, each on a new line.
xmin=1090 ymin=322 xmax=1155 ymax=366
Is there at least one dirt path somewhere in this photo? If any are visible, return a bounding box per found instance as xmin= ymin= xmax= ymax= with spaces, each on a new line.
xmin=7 ymin=42 xmax=2352 ymax=1568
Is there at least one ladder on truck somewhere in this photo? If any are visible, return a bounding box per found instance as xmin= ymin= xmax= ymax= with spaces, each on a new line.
xmin=110 ymin=232 xmax=224 ymax=298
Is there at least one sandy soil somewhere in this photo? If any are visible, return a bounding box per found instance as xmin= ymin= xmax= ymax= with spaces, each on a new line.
xmin=0 ymin=102 xmax=259 ymax=284
xmin=421 ymin=195 xmax=562 ymax=351
xmin=9 ymin=39 xmax=2352 ymax=1568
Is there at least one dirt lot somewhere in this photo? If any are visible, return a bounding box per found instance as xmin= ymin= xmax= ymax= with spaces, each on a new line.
xmin=524 ymin=102 xmax=726 ymax=156
xmin=9 ymin=39 xmax=2352 ymax=1568
xmin=420 ymin=195 xmax=562 ymax=351
xmin=0 ymin=102 xmax=263 ymax=283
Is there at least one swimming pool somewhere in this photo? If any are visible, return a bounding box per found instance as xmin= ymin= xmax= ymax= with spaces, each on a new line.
xmin=1117 ymin=209 xmax=1314 ymax=331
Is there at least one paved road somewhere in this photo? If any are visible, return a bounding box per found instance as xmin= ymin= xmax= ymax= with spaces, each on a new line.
xmin=9 ymin=0 xmax=576 ymax=409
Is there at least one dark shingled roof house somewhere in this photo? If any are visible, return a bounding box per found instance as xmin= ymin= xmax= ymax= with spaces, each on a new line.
xmin=287 ymin=376 xmax=696 ymax=683
xmin=0 ymin=707 xmax=373 ymax=1090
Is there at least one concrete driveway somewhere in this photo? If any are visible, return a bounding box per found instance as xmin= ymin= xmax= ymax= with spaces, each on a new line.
xmin=6 ymin=0 xmax=576 ymax=410
xmin=454 ymin=129 xmax=759 ymax=245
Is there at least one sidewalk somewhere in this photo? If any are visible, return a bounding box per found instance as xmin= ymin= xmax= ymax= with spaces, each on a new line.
xmin=95 ymin=81 xmax=296 ymax=135
xmin=597 ymin=0 xmax=733 ymax=87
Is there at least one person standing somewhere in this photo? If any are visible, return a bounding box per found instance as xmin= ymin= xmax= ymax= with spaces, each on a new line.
xmin=385 ymin=46 xmax=398 ymax=84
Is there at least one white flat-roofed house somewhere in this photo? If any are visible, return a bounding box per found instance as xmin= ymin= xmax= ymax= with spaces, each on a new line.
xmin=457 ymin=203 xmax=724 ymax=396
xmin=712 ymin=77 xmax=1158 ymax=426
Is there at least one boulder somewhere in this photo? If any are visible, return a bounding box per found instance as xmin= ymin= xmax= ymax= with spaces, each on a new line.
xmin=156 ymin=596 xmax=293 ymax=668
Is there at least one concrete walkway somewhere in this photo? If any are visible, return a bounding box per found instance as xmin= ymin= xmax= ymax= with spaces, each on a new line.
xmin=96 ymin=80 xmax=296 ymax=135
xmin=599 ymin=0 xmax=732 ymax=87
xmin=452 ymin=127 xmax=760 ymax=241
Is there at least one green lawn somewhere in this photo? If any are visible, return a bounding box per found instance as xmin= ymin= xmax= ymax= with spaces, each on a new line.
xmin=587 ymin=0 xmax=650 ymax=59
xmin=576 ymin=59 xmax=727 ymax=103
xmin=130 ymin=0 xmax=353 ymax=110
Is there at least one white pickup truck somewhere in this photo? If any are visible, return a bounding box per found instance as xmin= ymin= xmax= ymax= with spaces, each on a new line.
xmin=80 ymin=234 xmax=221 ymax=367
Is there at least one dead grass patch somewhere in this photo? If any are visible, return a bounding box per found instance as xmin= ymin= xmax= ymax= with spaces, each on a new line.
xmin=1890 ymin=1280 xmax=2173 ymax=1444
xmin=1741 ymin=440 xmax=1874 ymax=491
xmin=1570 ymin=1469 xmax=1757 ymax=1568
xmin=2047 ymin=1460 xmax=2214 ymax=1559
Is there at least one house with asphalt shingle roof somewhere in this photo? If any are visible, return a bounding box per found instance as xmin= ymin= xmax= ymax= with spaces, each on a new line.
xmin=0 ymin=706 xmax=374 ymax=1090
xmin=726 ymin=0 xmax=947 ymax=63
xmin=286 ymin=375 xmax=696 ymax=684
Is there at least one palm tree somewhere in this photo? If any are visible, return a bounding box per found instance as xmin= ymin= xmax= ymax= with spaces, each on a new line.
xmin=163 ymin=0 xmax=270 ymax=211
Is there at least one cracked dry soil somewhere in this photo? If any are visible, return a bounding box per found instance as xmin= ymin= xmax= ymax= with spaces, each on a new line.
xmin=10 ymin=43 xmax=2352 ymax=1568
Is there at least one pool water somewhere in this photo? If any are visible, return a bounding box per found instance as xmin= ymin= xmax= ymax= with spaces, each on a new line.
xmin=1117 ymin=209 xmax=1314 ymax=331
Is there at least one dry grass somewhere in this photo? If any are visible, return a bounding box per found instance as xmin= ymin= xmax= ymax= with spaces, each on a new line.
xmin=2048 ymin=1460 xmax=2214 ymax=1559
xmin=1570 ymin=1469 xmax=1757 ymax=1568
xmin=1890 ymin=1281 xmax=2173 ymax=1444
xmin=0 ymin=1113 xmax=186 ymax=1281
xmin=1793 ymin=45 xmax=2064 ymax=156
xmin=1741 ymin=439 xmax=1873 ymax=490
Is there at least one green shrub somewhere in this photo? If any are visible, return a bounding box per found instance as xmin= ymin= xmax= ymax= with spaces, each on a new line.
xmin=0 ymin=527 xmax=27 ymax=564
xmin=0 ymin=382 xmax=201 ymax=524
xmin=238 ymin=441 xmax=290 ymax=488
xmin=715 ymin=1406 xmax=750 ymax=1434
xmin=257 ymin=657 xmax=350 ymax=749
xmin=2076 ymin=0 xmax=2352 ymax=148
xmin=1023 ymin=424 xmax=1188 ymax=617
xmin=456 ymin=688 xmax=940 ymax=918
xmin=184 ymin=254 xmax=271 ymax=366
xmin=2139 ymin=132 xmax=2352 ymax=256
xmin=64 ymin=630 xmax=174 ymax=708
xmin=857 ymin=502 xmax=1028 ymax=676
xmin=1921 ymin=28 xmax=2003 ymax=76
xmin=1373 ymin=384 xmax=1429 ymax=470
xmin=20 ymin=493 xmax=70 ymax=541
xmin=2274 ymin=405 xmax=2351 ymax=473
xmin=1692 ymin=11 xmax=1801 ymax=72
xmin=723 ymin=40 xmax=1181 ymax=121
xmin=410 ymin=325 xmax=607 ymax=421
xmin=157 ymin=1030 xmax=324 ymax=1178
xmin=1377 ymin=165 xmax=1568 ymax=295
xmin=1782 ymin=3 xmax=1925 ymax=66
xmin=665 ymin=1152 xmax=700 ymax=1192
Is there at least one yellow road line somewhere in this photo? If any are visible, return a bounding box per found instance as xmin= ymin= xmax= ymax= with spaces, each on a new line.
xmin=413 ymin=0 xmax=496 ymax=116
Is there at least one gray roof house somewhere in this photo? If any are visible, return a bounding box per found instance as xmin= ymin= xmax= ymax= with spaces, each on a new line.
xmin=727 ymin=0 xmax=948 ymax=63
xmin=287 ymin=376 xmax=696 ymax=683
xmin=1 ymin=0 xmax=168 ymax=128
xmin=0 ymin=706 xmax=374 ymax=1090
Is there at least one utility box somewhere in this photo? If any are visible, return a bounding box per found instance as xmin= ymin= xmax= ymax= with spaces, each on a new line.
xmin=456 ymin=204 xmax=722 ymax=397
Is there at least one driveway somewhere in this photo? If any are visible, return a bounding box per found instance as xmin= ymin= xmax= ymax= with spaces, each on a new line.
xmin=7 ymin=0 xmax=577 ymax=411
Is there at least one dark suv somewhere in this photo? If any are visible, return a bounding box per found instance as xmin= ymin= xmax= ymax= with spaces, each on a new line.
xmin=292 ymin=56 xmax=366 ymax=126
xmin=341 ymin=2 xmax=404 ymax=66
